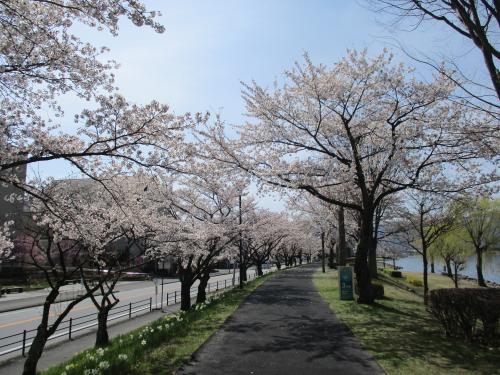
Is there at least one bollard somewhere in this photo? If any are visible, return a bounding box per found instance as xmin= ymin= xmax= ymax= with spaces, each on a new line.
xmin=175 ymin=290 xmax=177 ymax=304
xmin=149 ymin=297 xmax=152 ymax=311
xmin=22 ymin=330 xmax=26 ymax=357
xmin=225 ymin=279 xmax=227 ymax=289
xmin=166 ymin=292 xmax=169 ymax=306
xmin=216 ymin=281 xmax=219 ymax=290
xmin=69 ymin=318 xmax=73 ymax=341
xmin=129 ymin=302 xmax=132 ymax=319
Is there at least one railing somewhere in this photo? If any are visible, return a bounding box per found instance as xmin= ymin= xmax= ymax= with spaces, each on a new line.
xmin=0 ymin=268 xmax=272 ymax=359
xmin=376 ymin=257 xmax=400 ymax=270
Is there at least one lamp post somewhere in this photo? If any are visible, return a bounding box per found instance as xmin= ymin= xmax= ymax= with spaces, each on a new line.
xmin=321 ymin=231 xmax=326 ymax=273
xmin=239 ymin=194 xmax=244 ymax=288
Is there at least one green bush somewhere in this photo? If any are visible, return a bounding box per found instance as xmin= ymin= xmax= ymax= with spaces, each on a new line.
xmin=407 ymin=276 xmax=423 ymax=287
xmin=390 ymin=270 xmax=403 ymax=278
xmin=429 ymin=288 xmax=500 ymax=342
xmin=372 ymin=283 xmax=385 ymax=299
xmin=354 ymin=282 xmax=384 ymax=300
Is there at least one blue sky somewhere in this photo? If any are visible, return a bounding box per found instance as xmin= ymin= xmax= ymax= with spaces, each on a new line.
xmin=33 ymin=0 xmax=485 ymax=209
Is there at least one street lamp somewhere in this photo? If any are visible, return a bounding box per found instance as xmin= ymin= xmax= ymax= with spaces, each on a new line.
xmin=239 ymin=194 xmax=243 ymax=289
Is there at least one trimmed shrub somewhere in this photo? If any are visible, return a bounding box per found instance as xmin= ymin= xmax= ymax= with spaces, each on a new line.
xmin=429 ymin=288 xmax=500 ymax=342
xmin=407 ymin=276 xmax=423 ymax=287
xmin=372 ymin=283 xmax=385 ymax=300
xmin=355 ymin=283 xmax=385 ymax=300
xmin=390 ymin=271 xmax=403 ymax=278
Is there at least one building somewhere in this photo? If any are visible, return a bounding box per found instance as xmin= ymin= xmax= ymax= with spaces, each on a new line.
xmin=0 ymin=164 xmax=27 ymax=231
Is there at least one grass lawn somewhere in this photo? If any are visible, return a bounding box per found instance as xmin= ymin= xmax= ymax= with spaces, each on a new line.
xmin=379 ymin=268 xmax=481 ymax=298
xmin=314 ymin=268 xmax=500 ymax=375
xmin=42 ymin=272 xmax=276 ymax=375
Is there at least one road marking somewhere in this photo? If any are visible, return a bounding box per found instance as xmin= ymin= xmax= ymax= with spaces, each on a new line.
xmin=0 ymin=288 xmax=156 ymax=330
xmin=0 ymin=272 xmax=246 ymax=331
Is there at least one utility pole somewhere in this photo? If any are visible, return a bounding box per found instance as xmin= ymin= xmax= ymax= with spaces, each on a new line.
xmin=239 ymin=194 xmax=244 ymax=288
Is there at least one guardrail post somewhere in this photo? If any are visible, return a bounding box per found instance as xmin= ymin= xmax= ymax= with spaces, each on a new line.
xmin=129 ymin=302 xmax=132 ymax=319
xmin=69 ymin=318 xmax=72 ymax=341
xmin=22 ymin=330 xmax=26 ymax=357
xmin=149 ymin=297 xmax=152 ymax=311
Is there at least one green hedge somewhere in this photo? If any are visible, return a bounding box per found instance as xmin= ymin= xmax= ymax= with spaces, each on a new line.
xmin=429 ymin=288 xmax=500 ymax=342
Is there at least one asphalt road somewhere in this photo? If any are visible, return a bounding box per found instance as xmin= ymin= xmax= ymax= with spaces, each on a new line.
xmin=0 ymin=268 xmax=259 ymax=361
xmin=178 ymin=264 xmax=384 ymax=375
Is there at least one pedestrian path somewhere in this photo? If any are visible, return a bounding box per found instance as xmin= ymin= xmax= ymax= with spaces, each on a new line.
xmin=178 ymin=264 xmax=384 ymax=375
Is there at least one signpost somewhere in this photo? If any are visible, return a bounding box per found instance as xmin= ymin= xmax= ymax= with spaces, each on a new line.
xmin=338 ymin=266 xmax=354 ymax=300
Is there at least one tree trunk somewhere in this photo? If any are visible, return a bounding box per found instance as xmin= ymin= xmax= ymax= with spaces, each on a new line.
xmin=95 ymin=307 xmax=111 ymax=347
xmin=256 ymin=262 xmax=263 ymax=276
xmin=196 ymin=271 xmax=210 ymax=304
xmin=430 ymin=262 xmax=435 ymax=273
xmin=354 ymin=211 xmax=374 ymax=304
xmin=422 ymin=247 xmax=429 ymax=305
xmin=475 ymin=247 xmax=487 ymax=287
xmin=240 ymin=263 xmax=247 ymax=282
xmin=453 ymin=263 xmax=459 ymax=288
xmin=180 ymin=277 xmax=192 ymax=311
xmin=275 ymin=259 xmax=281 ymax=270
xmin=337 ymin=206 xmax=346 ymax=266
xmin=23 ymin=328 xmax=49 ymax=375
xmin=445 ymin=257 xmax=453 ymax=277
xmin=369 ymin=240 xmax=378 ymax=278
xmin=23 ymin=289 xmax=59 ymax=375
xmin=328 ymin=241 xmax=335 ymax=269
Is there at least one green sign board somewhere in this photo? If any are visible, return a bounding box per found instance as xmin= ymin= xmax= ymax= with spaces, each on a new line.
xmin=338 ymin=266 xmax=354 ymax=300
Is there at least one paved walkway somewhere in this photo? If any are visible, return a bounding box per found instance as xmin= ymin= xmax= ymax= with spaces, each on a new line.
xmin=178 ymin=264 xmax=384 ymax=375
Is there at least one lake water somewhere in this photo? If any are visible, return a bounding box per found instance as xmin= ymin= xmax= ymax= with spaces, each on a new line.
xmin=395 ymin=252 xmax=500 ymax=284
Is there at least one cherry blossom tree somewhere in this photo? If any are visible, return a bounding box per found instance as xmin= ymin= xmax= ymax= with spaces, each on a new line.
xmin=77 ymin=172 xmax=180 ymax=347
xmin=201 ymin=50 xmax=497 ymax=303
xmin=243 ymin=210 xmax=288 ymax=276
xmin=279 ymin=217 xmax=318 ymax=267
xmin=287 ymin=194 xmax=338 ymax=271
xmin=0 ymin=221 xmax=13 ymax=260
xmin=14 ymin=168 xmax=181 ymax=373
xmin=158 ymin=166 xmax=245 ymax=310
xmin=0 ymin=0 xmax=207 ymax=215
xmin=18 ymin=185 xmax=103 ymax=375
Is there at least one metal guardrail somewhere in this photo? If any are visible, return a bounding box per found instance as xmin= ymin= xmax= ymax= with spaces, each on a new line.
xmin=0 ymin=268 xmax=271 ymax=358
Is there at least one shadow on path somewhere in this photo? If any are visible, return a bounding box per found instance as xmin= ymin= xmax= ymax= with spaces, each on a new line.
xmin=177 ymin=265 xmax=384 ymax=375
